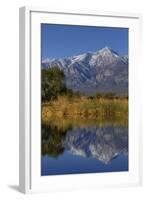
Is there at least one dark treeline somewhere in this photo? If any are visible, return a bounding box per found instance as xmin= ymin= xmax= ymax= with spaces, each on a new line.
xmin=41 ymin=66 xmax=128 ymax=102
xmin=89 ymin=92 xmax=128 ymax=100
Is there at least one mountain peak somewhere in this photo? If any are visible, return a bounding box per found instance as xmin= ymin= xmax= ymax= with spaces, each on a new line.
xmin=98 ymin=46 xmax=119 ymax=56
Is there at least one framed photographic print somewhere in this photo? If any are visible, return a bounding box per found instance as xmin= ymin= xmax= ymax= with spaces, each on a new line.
xmin=19 ymin=6 xmax=142 ymax=193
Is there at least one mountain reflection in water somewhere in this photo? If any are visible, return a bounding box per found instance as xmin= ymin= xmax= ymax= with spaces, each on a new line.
xmin=41 ymin=122 xmax=128 ymax=175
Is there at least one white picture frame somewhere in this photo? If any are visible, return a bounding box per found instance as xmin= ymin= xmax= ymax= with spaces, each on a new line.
xmin=19 ymin=6 xmax=143 ymax=194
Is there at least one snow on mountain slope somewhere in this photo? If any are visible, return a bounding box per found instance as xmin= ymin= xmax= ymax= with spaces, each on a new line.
xmin=42 ymin=47 xmax=128 ymax=95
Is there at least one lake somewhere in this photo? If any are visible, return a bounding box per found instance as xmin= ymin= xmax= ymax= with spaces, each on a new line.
xmin=41 ymin=120 xmax=128 ymax=176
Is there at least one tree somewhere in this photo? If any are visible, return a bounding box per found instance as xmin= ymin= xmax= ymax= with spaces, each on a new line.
xmin=41 ymin=66 xmax=67 ymax=101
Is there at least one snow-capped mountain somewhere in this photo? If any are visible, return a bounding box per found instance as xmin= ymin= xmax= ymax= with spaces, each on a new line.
xmin=65 ymin=125 xmax=128 ymax=164
xmin=42 ymin=47 xmax=128 ymax=95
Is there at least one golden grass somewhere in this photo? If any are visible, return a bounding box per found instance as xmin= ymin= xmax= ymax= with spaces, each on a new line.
xmin=42 ymin=96 xmax=128 ymax=127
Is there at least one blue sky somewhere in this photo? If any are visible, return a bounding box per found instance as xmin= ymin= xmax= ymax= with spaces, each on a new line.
xmin=41 ymin=24 xmax=128 ymax=60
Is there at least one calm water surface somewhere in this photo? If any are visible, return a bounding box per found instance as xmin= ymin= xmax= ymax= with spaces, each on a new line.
xmin=41 ymin=122 xmax=128 ymax=176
